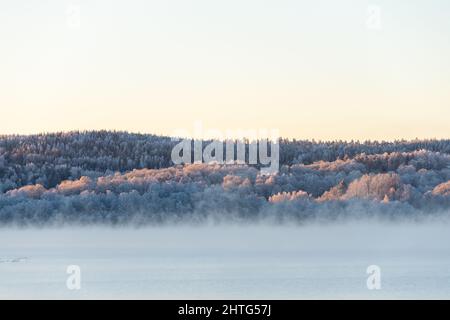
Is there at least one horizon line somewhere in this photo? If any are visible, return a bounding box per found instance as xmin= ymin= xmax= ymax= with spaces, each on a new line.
xmin=1 ymin=129 xmax=449 ymax=145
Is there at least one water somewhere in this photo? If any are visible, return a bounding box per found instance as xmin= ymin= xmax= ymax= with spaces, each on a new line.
xmin=1 ymin=222 xmax=450 ymax=299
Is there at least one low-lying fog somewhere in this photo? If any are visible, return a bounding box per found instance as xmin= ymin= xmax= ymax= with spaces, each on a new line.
xmin=1 ymin=220 xmax=450 ymax=299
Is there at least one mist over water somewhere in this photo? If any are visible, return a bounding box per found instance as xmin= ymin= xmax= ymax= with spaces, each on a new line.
xmin=1 ymin=219 xmax=450 ymax=299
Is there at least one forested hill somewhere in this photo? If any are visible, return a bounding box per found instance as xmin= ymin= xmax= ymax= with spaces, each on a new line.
xmin=1 ymin=131 xmax=449 ymax=192
xmin=1 ymin=131 xmax=450 ymax=225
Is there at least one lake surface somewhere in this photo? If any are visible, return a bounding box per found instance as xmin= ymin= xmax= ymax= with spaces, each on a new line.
xmin=1 ymin=222 xmax=450 ymax=299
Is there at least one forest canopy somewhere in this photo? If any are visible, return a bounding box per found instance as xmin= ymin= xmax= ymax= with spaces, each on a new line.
xmin=1 ymin=131 xmax=450 ymax=225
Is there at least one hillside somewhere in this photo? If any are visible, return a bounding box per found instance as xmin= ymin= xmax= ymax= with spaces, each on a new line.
xmin=1 ymin=131 xmax=450 ymax=224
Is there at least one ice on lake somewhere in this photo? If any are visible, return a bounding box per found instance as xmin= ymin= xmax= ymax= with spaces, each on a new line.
xmin=1 ymin=221 xmax=450 ymax=299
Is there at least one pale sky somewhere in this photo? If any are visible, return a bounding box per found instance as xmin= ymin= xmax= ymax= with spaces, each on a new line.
xmin=1 ymin=0 xmax=449 ymax=140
